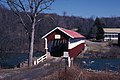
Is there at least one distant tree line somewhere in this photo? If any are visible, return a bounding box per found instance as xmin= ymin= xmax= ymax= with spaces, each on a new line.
xmin=0 ymin=6 xmax=120 ymax=53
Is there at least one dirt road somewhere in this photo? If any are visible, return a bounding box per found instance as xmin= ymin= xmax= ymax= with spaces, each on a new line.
xmin=0 ymin=58 xmax=64 ymax=80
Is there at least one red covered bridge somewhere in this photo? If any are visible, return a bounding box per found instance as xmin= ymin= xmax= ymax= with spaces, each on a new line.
xmin=42 ymin=27 xmax=85 ymax=67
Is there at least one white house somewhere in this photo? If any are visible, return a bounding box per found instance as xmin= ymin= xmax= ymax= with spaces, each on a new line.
xmin=103 ymin=28 xmax=120 ymax=43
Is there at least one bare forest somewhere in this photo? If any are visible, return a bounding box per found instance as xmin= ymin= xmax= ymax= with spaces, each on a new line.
xmin=0 ymin=6 xmax=120 ymax=53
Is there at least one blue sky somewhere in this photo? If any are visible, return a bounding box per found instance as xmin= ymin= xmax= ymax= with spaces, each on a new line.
xmin=45 ymin=0 xmax=120 ymax=18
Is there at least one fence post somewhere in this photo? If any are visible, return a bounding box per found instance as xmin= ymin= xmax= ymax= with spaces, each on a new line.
xmin=33 ymin=54 xmax=47 ymax=65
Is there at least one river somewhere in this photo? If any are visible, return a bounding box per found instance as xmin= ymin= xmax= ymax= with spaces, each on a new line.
xmin=0 ymin=51 xmax=45 ymax=68
xmin=75 ymin=58 xmax=120 ymax=72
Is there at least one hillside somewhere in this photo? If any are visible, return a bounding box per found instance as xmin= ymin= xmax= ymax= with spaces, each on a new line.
xmin=0 ymin=6 xmax=120 ymax=53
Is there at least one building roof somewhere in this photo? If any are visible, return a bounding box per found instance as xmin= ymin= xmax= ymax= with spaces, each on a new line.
xmin=103 ymin=28 xmax=120 ymax=33
xmin=42 ymin=27 xmax=85 ymax=39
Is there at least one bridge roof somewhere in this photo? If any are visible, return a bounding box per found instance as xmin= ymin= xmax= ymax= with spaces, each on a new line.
xmin=42 ymin=27 xmax=85 ymax=39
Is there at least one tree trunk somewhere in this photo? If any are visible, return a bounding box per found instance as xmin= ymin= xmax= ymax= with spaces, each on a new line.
xmin=28 ymin=15 xmax=36 ymax=67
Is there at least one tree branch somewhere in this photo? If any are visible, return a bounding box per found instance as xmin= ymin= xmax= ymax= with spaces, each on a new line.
xmin=28 ymin=0 xmax=33 ymax=13
xmin=18 ymin=0 xmax=25 ymax=11
xmin=37 ymin=0 xmax=54 ymax=13
xmin=34 ymin=0 xmax=43 ymax=14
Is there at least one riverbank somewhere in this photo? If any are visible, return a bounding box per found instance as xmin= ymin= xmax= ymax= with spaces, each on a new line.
xmin=80 ymin=40 xmax=120 ymax=58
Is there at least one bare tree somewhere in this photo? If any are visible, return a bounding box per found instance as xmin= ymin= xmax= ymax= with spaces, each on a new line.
xmin=0 ymin=0 xmax=54 ymax=67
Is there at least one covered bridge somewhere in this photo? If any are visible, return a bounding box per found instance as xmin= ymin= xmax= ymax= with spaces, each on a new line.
xmin=42 ymin=27 xmax=85 ymax=67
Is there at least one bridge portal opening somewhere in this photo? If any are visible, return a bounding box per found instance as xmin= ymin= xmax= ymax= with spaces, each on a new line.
xmin=48 ymin=39 xmax=68 ymax=57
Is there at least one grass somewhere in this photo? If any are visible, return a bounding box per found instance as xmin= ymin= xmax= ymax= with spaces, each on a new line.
xmin=41 ymin=65 xmax=120 ymax=80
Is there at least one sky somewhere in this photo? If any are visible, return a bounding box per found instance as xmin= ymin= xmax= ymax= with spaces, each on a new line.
xmin=45 ymin=0 xmax=120 ymax=18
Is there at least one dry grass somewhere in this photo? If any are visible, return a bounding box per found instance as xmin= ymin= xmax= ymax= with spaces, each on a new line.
xmin=41 ymin=65 xmax=81 ymax=80
xmin=85 ymin=40 xmax=110 ymax=53
xmin=41 ymin=65 xmax=120 ymax=80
